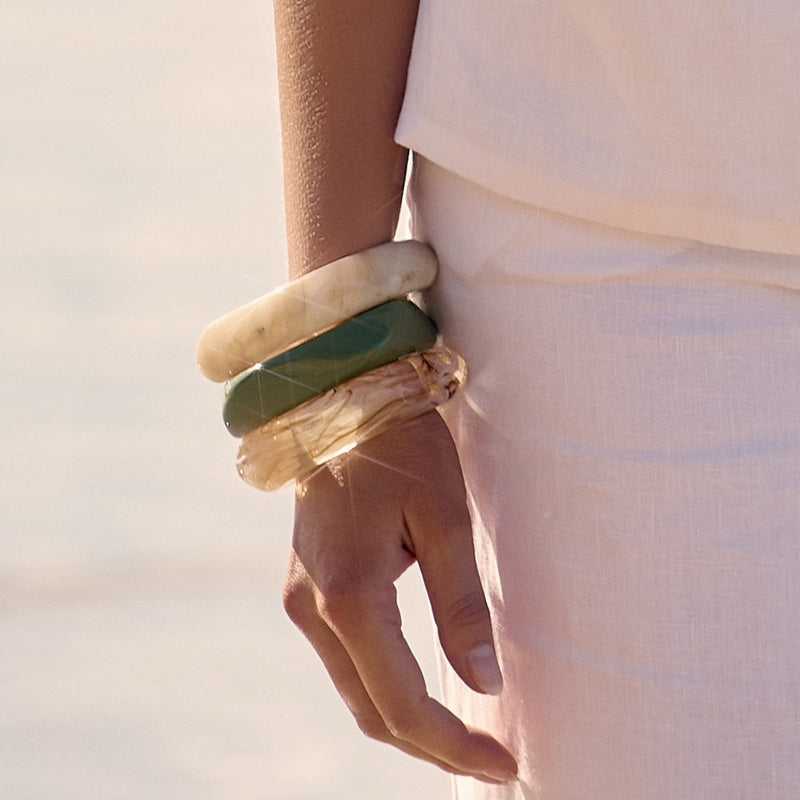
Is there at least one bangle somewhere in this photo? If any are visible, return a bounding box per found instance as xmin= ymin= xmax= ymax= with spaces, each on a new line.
xmin=222 ymin=299 xmax=437 ymax=437
xmin=235 ymin=347 xmax=467 ymax=491
xmin=196 ymin=240 xmax=437 ymax=382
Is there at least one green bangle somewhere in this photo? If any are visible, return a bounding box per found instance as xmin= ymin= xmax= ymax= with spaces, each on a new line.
xmin=222 ymin=299 xmax=437 ymax=436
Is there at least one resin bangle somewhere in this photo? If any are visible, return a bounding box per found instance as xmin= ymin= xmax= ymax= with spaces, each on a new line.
xmin=196 ymin=240 xmax=438 ymax=382
xmin=236 ymin=347 xmax=467 ymax=491
xmin=222 ymin=299 xmax=437 ymax=437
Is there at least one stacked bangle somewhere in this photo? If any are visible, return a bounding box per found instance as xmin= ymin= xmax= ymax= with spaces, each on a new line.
xmin=236 ymin=347 xmax=466 ymax=491
xmin=197 ymin=241 xmax=467 ymax=490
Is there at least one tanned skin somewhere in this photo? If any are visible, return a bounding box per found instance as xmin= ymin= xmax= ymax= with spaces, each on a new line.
xmin=273 ymin=1 xmax=517 ymax=783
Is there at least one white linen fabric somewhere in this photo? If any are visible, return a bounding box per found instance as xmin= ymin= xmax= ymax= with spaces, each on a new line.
xmin=396 ymin=0 xmax=800 ymax=256
xmin=408 ymin=156 xmax=800 ymax=800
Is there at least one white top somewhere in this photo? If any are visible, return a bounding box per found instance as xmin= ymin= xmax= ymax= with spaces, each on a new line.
xmin=396 ymin=0 xmax=800 ymax=256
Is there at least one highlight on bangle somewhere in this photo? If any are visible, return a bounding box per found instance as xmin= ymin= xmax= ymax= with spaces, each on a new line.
xmin=196 ymin=241 xmax=467 ymax=490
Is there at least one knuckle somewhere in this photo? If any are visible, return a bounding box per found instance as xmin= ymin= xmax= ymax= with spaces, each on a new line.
xmin=282 ymin=559 xmax=317 ymax=629
xmin=353 ymin=712 xmax=392 ymax=743
xmin=315 ymin=576 xmax=371 ymax=630
xmin=447 ymin=590 xmax=491 ymax=630
xmin=282 ymin=554 xmax=308 ymax=620
xmin=281 ymin=579 xmax=311 ymax=627
xmin=382 ymin=705 xmax=423 ymax=742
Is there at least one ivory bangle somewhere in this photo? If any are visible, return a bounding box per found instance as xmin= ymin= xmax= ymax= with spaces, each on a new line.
xmin=222 ymin=300 xmax=437 ymax=437
xmin=236 ymin=347 xmax=467 ymax=491
xmin=196 ymin=240 xmax=438 ymax=382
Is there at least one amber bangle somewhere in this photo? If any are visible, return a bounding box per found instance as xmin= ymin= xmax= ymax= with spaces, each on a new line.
xmin=236 ymin=347 xmax=467 ymax=491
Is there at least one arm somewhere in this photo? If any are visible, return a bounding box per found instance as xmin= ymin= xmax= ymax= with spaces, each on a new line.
xmin=273 ymin=0 xmax=517 ymax=783
xmin=275 ymin=0 xmax=415 ymax=276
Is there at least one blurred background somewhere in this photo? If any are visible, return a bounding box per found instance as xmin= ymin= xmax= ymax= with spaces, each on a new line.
xmin=0 ymin=2 xmax=448 ymax=798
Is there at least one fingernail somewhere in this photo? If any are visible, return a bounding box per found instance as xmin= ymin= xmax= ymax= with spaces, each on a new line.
xmin=484 ymin=767 xmax=518 ymax=784
xmin=468 ymin=644 xmax=504 ymax=695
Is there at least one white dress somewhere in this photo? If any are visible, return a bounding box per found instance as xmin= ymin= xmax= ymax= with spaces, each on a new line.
xmin=397 ymin=3 xmax=800 ymax=798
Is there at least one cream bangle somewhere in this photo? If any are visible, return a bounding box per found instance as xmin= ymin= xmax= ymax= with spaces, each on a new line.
xmin=236 ymin=347 xmax=467 ymax=491
xmin=196 ymin=240 xmax=438 ymax=382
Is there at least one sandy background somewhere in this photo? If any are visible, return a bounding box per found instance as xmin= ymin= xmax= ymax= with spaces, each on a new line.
xmin=0 ymin=3 xmax=448 ymax=798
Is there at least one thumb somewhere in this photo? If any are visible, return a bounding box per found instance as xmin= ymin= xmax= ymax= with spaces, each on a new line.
xmin=410 ymin=500 xmax=504 ymax=696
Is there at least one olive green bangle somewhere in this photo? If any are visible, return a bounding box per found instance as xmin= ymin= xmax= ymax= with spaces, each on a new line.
xmin=222 ymin=299 xmax=437 ymax=437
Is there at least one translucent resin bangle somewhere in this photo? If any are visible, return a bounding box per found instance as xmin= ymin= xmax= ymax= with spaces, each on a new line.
xmin=236 ymin=347 xmax=467 ymax=491
xmin=222 ymin=300 xmax=437 ymax=437
xmin=196 ymin=240 xmax=438 ymax=382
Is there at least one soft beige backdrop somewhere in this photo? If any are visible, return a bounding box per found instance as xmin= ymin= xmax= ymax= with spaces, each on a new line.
xmin=0 ymin=3 xmax=447 ymax=798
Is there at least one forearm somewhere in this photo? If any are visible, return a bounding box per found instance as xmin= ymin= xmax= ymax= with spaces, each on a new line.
xmin=273 ymin=0 xmax=419 ymax=278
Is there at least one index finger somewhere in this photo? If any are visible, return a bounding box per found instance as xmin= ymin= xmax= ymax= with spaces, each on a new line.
xmin=317 ymin=579 xmax=518 ymax=783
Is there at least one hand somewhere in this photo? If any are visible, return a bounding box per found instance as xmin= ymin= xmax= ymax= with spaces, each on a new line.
xmin=283 ymin=410 xmax=518 ymax=783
